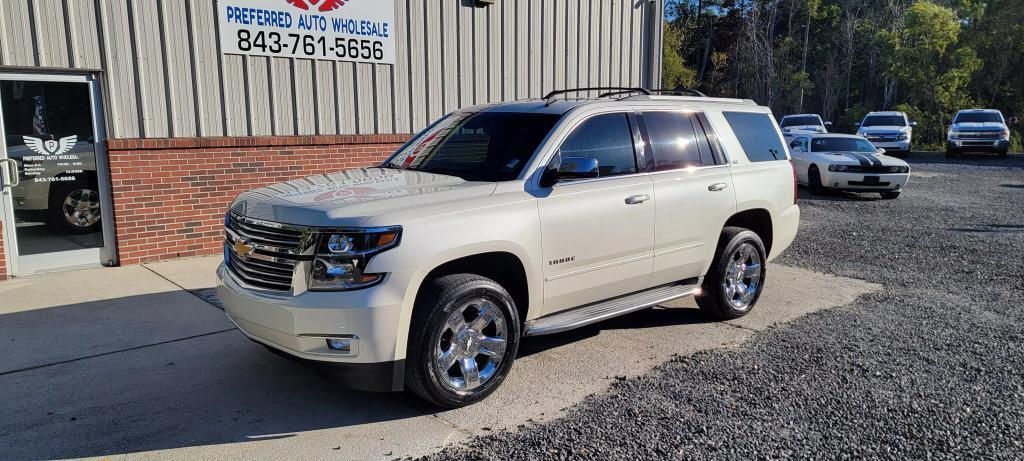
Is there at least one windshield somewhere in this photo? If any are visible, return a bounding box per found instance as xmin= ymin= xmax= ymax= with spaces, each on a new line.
xmin=954 ymin=112 xmax=1003 ymax=124
xmin=781 ymin=116 xmax=821 ymax=127
xmin=384 ymin=111 xmax=562 ymax=182
xmin=862 ymin=115 xmax=906 ymax=127
xmin=811 ymin=137 xmax=878 ymax=153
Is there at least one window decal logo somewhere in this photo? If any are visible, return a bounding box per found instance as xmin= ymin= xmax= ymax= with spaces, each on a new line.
xmin=285 ymin=0 xmax=347 ymax=12
xmin=23 ymin=135 xmax=77 ymax=157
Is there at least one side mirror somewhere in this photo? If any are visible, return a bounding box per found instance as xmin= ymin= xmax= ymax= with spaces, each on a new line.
xmin=876 ymin=148 xmax=887 ymax=155
xmin=558 ymin=156 xmax=600 ymax=180
xmin=909 ymin=121 xmax=918 ymax=127
xmin=539 ymin=155 xmax=599 ymax=187
xmin=824 ymin=121 xmax=833 ymax=127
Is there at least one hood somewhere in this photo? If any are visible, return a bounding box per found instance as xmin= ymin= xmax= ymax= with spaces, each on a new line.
xmin=951 ymin=122 xmax=1006 ymax=131
xmin=782 ymin=125 xmax=826 ymax=134
xmin=811 ymin=151 xmax=909 ymax=167
xmin=860 ymin=126 xmax=911 ymax=134
xmin=229 ymin=168 xmax=498 ymax=226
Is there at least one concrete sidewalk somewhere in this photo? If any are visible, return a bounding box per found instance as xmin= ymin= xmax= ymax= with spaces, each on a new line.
xmin=0 ymin=256 xmax=879 ymax=460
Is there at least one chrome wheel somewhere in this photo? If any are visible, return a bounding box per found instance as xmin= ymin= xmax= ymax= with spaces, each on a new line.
xmin=433 ymin=299 xmax=508 ymax=393
xmin=62 ymin=188 xmax=101 ymax=228
xmin=723 ymin=242 xmax=762 ymax=311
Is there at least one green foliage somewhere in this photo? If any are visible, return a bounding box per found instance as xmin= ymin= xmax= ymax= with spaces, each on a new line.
xmin=662 ymin=24 xmax=697 ymax=90
xmin=663 ymin=0 xmax=1024 ymax=148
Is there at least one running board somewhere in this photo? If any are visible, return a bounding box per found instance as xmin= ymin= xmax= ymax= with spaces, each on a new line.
xmin=524 ymin=281 xmax=702 ymax=337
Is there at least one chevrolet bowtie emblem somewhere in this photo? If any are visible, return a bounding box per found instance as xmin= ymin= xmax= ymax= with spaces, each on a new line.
xmin=233 ymin=240 xmax=255 ymax=259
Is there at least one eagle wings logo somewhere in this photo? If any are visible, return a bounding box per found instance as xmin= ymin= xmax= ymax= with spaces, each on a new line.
xmin=286 ymin=0 xmax=347 ymax=12
xmin=23 ymin=135 xmax=77 ymax=157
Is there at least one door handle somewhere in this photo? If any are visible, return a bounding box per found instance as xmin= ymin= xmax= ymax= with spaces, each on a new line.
xmin=0 ymin=159 xmax=18 ymax=188
xmin=624 ymin=194 xmax=650 ymax=205
xmin=707 ymin=183 xmax=728 ymax=192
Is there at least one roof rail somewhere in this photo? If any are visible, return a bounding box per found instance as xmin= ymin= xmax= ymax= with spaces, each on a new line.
xmin=649 ymin=88 xmax=708 ymax=97
xmin=543 ymin=87 xmax=651 ymax=105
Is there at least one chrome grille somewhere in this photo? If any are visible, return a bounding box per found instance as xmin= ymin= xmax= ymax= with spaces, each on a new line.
xmin=224 ymin=213 xmax=311 ymax=291
xmin=958 ymin=131 xmax=1002 ymax=140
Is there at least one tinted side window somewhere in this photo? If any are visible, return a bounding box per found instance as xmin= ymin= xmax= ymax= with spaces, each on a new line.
xmin=641 ymin=112 xmax=702 ymax=170
xmin=560 ymin=113 xmax=637 ymax=177
xmin=722 ymin=112 xmax=787 ymax=162
xmin=694 ymin=112 xmax=727 ymax=165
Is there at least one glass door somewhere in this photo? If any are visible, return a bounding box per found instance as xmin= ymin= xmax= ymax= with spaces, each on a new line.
xmin=0 ymin=73 xmax=116 ymax=276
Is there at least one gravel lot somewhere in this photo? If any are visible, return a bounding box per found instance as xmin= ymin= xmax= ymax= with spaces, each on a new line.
xmin=423 ymin=153 xmax=1024 ymax=460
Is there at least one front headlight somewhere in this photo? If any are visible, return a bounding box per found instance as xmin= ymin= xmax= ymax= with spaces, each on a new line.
xmin=1002 ymin=129 xmax=1011 ymax=139
xmin=828 ymin=164 xmax=850 ymax=172
xmin=857 ymin=131 xmax=866 ymax=137
xmin=309 ymin=226 xmax=402 ymax=291
xmin=887 ymin=166 xmax=909 ymax=173
xmin=896 ymin=132 xmax=908 ymax=141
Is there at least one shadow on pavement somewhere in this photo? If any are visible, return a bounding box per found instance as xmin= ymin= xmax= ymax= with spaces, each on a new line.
xmin=0 ymin=290 xmax=714 ymax=459
xmin=0 ymin=293 xmax=426 ymax=459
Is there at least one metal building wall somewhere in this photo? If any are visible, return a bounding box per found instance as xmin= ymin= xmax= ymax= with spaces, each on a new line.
xmin=0 ymin=0 xmax=654 ymax=139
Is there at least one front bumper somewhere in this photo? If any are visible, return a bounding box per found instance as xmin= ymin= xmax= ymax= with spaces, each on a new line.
xmin=947 ymin=139 xmax=1010 ymax=152
xmin=866 ymin=139 xmax=911 ymax=152
xmin=217 ymin=263 xmax=411 ymax=391
xmin=819 ymin=171 xmax=910 ymax=192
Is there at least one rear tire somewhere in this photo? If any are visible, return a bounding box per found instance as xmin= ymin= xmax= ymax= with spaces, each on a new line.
xmin=405 ymin=274 xmax=520 ymax=409
xmin=696 ymin=227 xmax=767 ymax=320
xmin=808 ymin=165 xmax=827 ymax=195
xmin=880 ymin=191 xmax=901 ymax=200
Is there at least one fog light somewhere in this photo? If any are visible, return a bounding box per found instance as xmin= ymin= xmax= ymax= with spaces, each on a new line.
xmin=326 ymin=338 xmax=352 ymax=352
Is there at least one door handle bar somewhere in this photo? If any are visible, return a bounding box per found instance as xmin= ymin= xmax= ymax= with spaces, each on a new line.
xmin=708 ymin=183 xmax=728 ymax=192
xmin=624 ymin=194 xmax=650 ymax=205
xmin=0 ymin=159 xmax=18 ymax=188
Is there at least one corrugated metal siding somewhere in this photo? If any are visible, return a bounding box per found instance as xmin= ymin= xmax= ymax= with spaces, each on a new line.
xmin=0 ymin=0 xmax=654 ymax=139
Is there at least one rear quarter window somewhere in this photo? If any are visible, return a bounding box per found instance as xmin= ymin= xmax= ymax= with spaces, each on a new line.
xmin=722 ymin=112 xmax=787 ymax=162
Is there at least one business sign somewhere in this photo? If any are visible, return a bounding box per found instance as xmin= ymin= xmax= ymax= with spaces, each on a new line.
xmin=218 ymin=0 xmax=395 ymax=65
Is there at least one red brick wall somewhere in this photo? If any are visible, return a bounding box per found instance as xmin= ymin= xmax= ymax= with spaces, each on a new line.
xmin=106 ymin=134 xmax=410 ymax=266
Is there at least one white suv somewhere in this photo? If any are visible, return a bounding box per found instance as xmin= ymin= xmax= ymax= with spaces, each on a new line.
xmin=857 ymin=111 xmax=917 ymax=156
xmin=217 ymin=89 xmax=801 ymax=408
xmin=946 ymin=109 xmax=1011 ymax=158
xmin=780 ymin=113 xmax=831 ymax=134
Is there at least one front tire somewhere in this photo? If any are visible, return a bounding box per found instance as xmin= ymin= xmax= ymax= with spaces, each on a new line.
xmin=49 ymin=180 xmax=102 ymax=234
xmin=808 ymin=165 xmax=827 ymax=195
xmin=945 ymin=148 xmax=958 ymax=158
xmin=880 ymin=191 xmax=901 ymax=200
xmin=696 ymin=227 xmax=767 ymax=320
xmin=997 ymin=149 xmax=1008 ymax=159
xmin=406 ymin=274 xmax=520 ymax=409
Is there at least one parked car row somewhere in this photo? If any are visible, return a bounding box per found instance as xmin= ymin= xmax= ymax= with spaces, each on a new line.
xmin=781 ymin=109 xmax=1013 ymax=159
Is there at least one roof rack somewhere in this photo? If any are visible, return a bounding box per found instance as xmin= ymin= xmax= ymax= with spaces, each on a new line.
xmin=543 ymin=87 xmax=651 ymax=105
xmin=649 ymin=88 xmax=708 ymax=97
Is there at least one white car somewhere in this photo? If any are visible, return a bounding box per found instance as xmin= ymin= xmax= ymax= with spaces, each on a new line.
xmin=787 ymin=133 xmax=910 ymax=199
xmin=218 ymin=89 xmax=800 ymax=408
xmin=946 ymin=109 xmax=1011 ymax=158
xmin=856 ymin=111 xmax=917 ymax=156
xmin=780 ymin=113 xmax=831 ymax=134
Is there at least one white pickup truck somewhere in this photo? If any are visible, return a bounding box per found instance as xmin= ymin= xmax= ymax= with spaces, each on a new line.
xmin=217 ymin=89 xmax=801 ymax=408
xmin=946 ymin=109 xmax=1011 ymax=158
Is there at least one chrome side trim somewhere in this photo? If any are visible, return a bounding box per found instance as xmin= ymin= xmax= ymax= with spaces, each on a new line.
xmin=524 ymin=281 xmax=702 ymax=336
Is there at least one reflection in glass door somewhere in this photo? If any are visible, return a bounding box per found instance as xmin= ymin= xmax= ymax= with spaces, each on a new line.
xmin=0 ymin=74 xmax=115 ymax=276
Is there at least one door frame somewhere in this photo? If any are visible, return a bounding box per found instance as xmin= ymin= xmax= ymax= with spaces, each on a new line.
xmin=0 ymin=72 xmax=118 ymax=277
